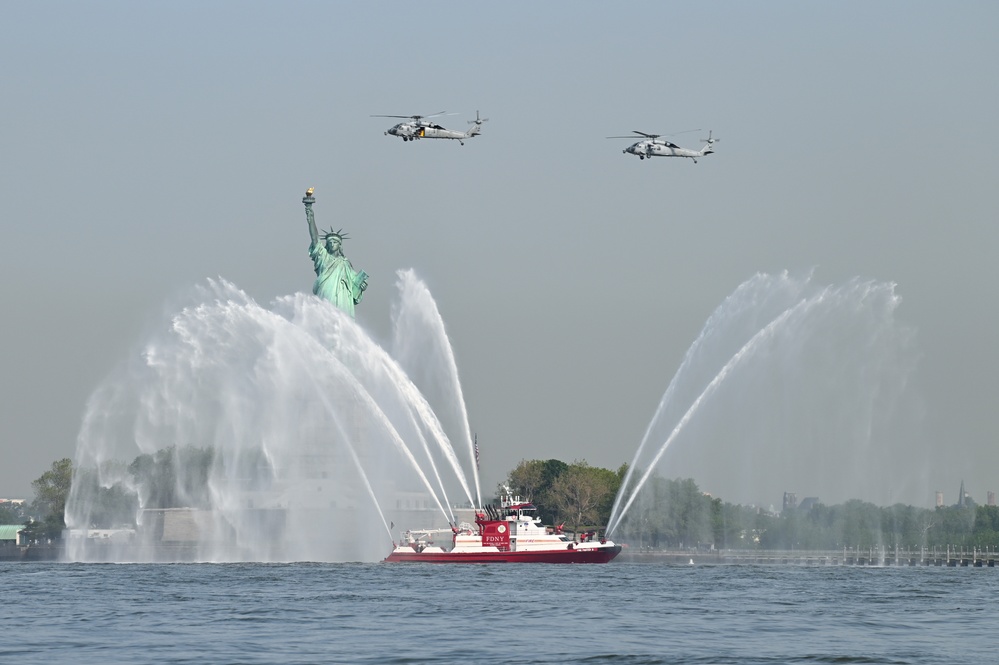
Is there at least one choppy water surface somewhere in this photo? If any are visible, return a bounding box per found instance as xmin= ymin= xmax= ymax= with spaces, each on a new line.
xmin=1 ymin=562 xmax=994 ymax=664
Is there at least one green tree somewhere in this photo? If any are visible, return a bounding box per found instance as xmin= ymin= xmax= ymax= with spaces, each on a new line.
xmin=610 ymin=474 xmax=719 ymax=548
xmin=712 ymin=498 xmax=754 ymax=549
xmin=501 ymin=458 xmax=568 ymax=524
xmin=31 ymin=458 xmax=73 ymax=522
xmin=504 ymin=459 xmax=545 ymax=504
xmin=672 ymin=478 xmax=713 ymax=548
xmin=127 ymin=446 xmax=215 ymax=509
xmin=0 ymin=503 xmax=24 ymax=524
xmin=970 ymin=505 xmax=999 ymax=550
xmin=25 ymin=458 xmax=74 ymax=541
xmin=632 ymin=474 xmax=673 ymax=548
xmin=70 ymin=463 xmax=139 ymax=529
xmin=549 ymin=462 xmax=612 ymax=535
xmin=933 ymin=505 xmax=976 ymax=548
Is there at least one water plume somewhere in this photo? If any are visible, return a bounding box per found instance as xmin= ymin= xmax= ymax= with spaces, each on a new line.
xmin=65 ymin=275 xmax=475 ymax=562
xmin=391 ymin=269 xmax=481 ymax=507
xmin=609 ymin=271 xmax=921 ymax=535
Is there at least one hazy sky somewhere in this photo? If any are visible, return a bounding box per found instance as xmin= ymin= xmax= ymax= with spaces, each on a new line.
xmin=2 ymin=2 xmax=997 ymax=507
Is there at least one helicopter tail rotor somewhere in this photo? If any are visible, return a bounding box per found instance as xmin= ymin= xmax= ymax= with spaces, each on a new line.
xmin=701 ymin=130 xmax=720 ymax=145
xmin=466 ymin=110 xmax=488 ymax=137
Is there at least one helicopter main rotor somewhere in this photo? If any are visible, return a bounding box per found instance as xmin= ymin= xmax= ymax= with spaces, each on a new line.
xmin=606 ymin=128 xmax=700 ymax=140
xmin=370 ymin=111 xmax=454 ymax=122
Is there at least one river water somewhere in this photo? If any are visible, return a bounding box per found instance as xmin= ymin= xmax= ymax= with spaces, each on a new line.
xmin=1 ymin=561 xmax=994 ymax=664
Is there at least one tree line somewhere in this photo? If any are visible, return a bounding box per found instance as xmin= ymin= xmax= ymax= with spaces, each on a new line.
xmin=16 ymin=452 xmax=999 ymax=551
xmin=503 ymin=459 xmax=999 ymax=551
xmin=15 ymin=447 xmax=215 ymax=542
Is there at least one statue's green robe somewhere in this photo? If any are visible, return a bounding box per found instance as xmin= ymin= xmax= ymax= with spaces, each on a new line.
xmin=310 ymin=242 xmax=364 ymax=317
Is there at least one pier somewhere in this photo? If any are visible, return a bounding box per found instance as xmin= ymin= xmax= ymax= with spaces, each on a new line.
xmin=619 ymin=548 xmax=998 ymax=567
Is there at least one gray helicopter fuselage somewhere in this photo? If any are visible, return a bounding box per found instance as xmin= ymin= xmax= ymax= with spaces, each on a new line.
xmin=624 ymin=139 xmax=713 ymax=161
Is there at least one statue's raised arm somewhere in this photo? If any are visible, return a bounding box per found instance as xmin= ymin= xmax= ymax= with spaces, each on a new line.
xmin=303 ymin=187 xmax=319 ymax=247
xmin=302 ymin=188 xmax=368 ymax=318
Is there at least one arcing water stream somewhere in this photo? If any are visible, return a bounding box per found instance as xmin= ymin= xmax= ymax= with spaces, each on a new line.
xmin=65 ymin=271 xmax=478 ymax=562
xmin=608 ymin=271 xmax=920 ymax=535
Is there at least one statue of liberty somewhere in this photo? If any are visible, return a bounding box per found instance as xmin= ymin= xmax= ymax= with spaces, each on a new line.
xmin=302 ymin=188 xmax=368 ymax=317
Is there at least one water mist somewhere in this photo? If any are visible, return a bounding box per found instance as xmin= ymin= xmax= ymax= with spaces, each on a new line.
xmin=609 ymin=271 xmax=921 ymax=537
xmin=65 ymin=272 xmax=478 ymax=562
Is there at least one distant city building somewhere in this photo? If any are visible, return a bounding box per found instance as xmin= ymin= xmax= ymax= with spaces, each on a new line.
xmin=956 ymin=480 xmax=972 ymax=508
xmin=988 ymin=491 xmax=996 ymax=507
xmin=797 ymin=497 xmax=820 ymax=511
xmin=0 ymin=525 xmax=26 ymax=548
xmin=935 ymin=491 xmax=944 ymax=508
xmin=782 ymin=492 xmax=797 ymax=512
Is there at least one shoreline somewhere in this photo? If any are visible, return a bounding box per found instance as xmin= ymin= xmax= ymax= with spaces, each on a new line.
xmin=4 ymin=545 xmax=996 ymax=567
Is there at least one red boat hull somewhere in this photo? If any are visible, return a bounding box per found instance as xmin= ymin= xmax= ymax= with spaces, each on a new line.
xmin=384 ymin=545 xmax=622 ymax=564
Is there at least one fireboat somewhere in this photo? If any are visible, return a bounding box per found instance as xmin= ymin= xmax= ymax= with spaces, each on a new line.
xmin=384 ymin=488 xmax=622 ymax=563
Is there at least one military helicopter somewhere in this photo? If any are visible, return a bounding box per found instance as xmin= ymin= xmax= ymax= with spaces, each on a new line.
xmin=609 ymin=129 xmax=719 ymax=163
xmin=371 ymin=111 xmax=450 ymax=141
xmin=373 ymin=110 xmax=488 ymax=145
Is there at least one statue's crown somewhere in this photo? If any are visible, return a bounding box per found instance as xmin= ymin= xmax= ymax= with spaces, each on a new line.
xmin=324 ymin=228 xmax=348 ymax=241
